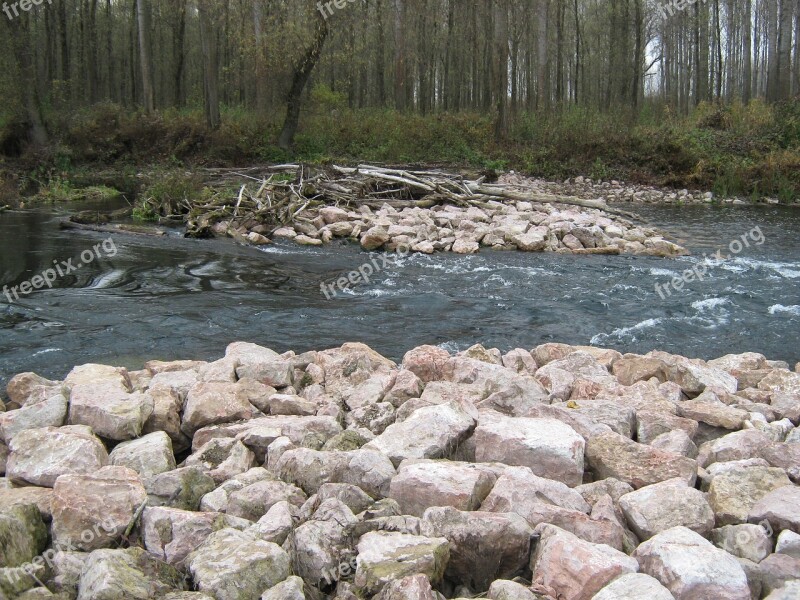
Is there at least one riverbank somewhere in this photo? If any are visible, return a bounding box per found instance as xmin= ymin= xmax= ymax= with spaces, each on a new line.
xmin=1 ymin=341 xmax=799 ymax=599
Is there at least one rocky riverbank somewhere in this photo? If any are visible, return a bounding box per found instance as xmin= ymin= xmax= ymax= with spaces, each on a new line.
xmin=1 ymin=341 xmax=799 ymax=599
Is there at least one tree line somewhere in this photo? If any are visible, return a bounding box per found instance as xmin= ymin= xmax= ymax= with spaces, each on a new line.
xmin=1 ymin=0 xmax=798 ymax=148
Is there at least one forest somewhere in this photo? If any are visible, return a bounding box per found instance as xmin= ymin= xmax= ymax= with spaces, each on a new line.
xmin=1 ymin=0 xmax=800 ymax=201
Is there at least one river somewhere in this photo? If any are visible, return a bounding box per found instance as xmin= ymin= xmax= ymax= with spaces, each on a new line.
xmin=1 ymin=201 xmax=798 ymax=390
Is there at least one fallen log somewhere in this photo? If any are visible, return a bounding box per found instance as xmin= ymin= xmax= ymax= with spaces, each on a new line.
xmin=59 ymin=220 xmax=167 ymax=237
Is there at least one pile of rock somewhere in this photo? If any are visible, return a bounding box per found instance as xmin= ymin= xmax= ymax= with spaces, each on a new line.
xmin=498 ymin=173 xmax=739 ymax=206
xmin=258 ymin=202 xmax=687 ymax=257
xmin=1 ymin=341 xmax=799 ymax=599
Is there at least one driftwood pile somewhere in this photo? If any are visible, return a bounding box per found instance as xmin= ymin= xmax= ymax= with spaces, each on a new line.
xmin=184 ymin=164 xmax=640 ymax=239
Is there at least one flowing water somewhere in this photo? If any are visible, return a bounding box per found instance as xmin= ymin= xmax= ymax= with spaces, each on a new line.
xmin=1 ymin=201 xmax=799 ymax=390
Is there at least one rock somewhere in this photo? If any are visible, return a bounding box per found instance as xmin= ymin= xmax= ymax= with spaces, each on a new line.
xmin=758 ymin=553 xmax=800 ymax=596
xmin=501 ymin=349 xmax=538 ymax=375
xmin=361 ymin=227 xmax=391 ymax=250
xmin=284 ymin=499 xmax=357 ymax=587
xmin=144 ymin=466 xmax=217 ymax=511
xmin=226 ymin=477 xmax=306 ymax=521
xmin=776 ymin=530 xmax=800 ymax=558
xmin=452 ymin=239 xmax=479 ymax=254
xmin=612 ymin=356 xmax=667 ymax=386
xmin=636 ymin=410 xmax=699 ymax=445
xmin=68 ymin=384 xmax=153 ymax=441
xmin=711 ymin=524 xmax=773 ymax=563
xmin=275 ymin=448 xmax=396 ymax=498
xmin=481 ymin=466 xmax=590 ymax=517
xmin=397 ymin=382 xmax=482 ymax=421
xmin=142 ymin=506 xmax=248 ymax=568
xmin=764 ymin=581 xmax=800 ymax=599
xmin=48 ymin=550 xmax=88 ymax=598
xmin=634 ymin=526 xmax=750 ymax=600
xmin=346 ymin=402 xmax=396 ymax=434
xmin=200 ymin=468 xmax=273 ymax=513
xmin=365 ymin=402 xmax=475 ymax=467
xmin=473 ymin=413 xmax=584 ymax=487
xmin=374 ymin=574 xmax=440 ymax=600
xmin=558 ymin=400 xmax=635 ymax=438
xmin=5 ymin=372 xmax=60 ymax=406
xmin=249 ymin=500 xmax=295 ymax=545
xmin=0 ymin=486 xmax=53 ymax=520
xmin=708 ymin=467 xmax=791 ymax=525
xmin=749 ymin=485 xmax=800 ymax=534
xmin=76 ymin=547 xmax=184 ymax=599
xmin=677 ymin=400 xmax=749 ymax=430
xmin=261 ymin=576 xmax=309 ymax=600
xmin=184 ymin=438 xmax=256 ymax=485
xmin=591 ymin=573 xmax=674 ymax=600
xmin=650 ymin=429 xmax=698 ymax=458
xmin=269 ymin=393 xmax=317 ymax=416
xmin=532 ymin=343 xmax=576 ymax=367
xmin=619 ymin=478 xmax=715 ymax=539
xmin=322 ymin=430 xmax=370 ymax=452
xmin=51 ymin=466 xmax=147 ymax=551
xmin=296 ymin=234 xmax=323 ymax=246
xmin=530 ymin=523 xmax=638 ymax=600
xmin=354 ymin=531 xmax=450 ymax=596
xmin=422 ymin=506 xmax=532 ymax=591
xmin=187 ymin=528 xmax=291 ymax=600
xmin=402 ymin=346 xmax=451 ymax=383
xmin=109 ymin=431 xmax=176 ymax=478
xmin=0 ymin=392 xmax=68 ymax=443
xmin=384 ymin=370 xmax=424 ymax=407
xmin=697 ymin=429 xmax=773 ymax=468
xmin=586 ymin=432 xmax=697 ymax=489
xmin=182 ymin=382 xmax=257 ymax=437
xmin=389 ymin=460 xmax=495 ymax=517
xmin=511 ymin=231 xmax=547 ymax=252
xmin=64 ymin=364 xmax=130 ymax=392
xmin=486 ymin=580 xmax=537 ymax=599
xmin=142 ymin=387 xmax=189 ymax=452
xmin=316 ymin=482 xmax=375 ymax=514
xmin=0 ymin=504 xmax=47 ymax=567
xmin=576 ymin=478 xmax=634 ymax=505
xmin=6 ymin=425 xmax=109 ymax=487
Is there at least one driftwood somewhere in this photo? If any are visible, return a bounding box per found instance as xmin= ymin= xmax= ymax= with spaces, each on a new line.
xmin=184 ymin=164 xmax=640 ymax=237
xmin=60 ymin=220 xmax=167 ymax=237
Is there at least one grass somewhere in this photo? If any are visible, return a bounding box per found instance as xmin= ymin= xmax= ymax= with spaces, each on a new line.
xmin=3 ymin=93 xmax=800 ymax=204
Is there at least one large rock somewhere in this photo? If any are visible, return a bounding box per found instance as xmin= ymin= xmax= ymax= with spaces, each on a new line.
xmin=354 ymin=532 xmax=450 ymax=596
xmin=184 ymin=438 xmax=256 ymax=485
xmin=76 ymin=547 xmax=184 ymax=600
xmin=618 ymin=478 xmax=715 ymax=539
xmin=51 ymin=466 xmax=147 ymax=551
xmin=708 ymin=466 xmax=792 ymax=526
xmin=275 ymin=448 xmax=396 ymax=498
xmin=711 ymin=524 xmax=773 ymax=563
xmin=677 ymin=400 xmax=748 ymax=430
xmin=530 ymin=524 xmax=638 ymax=600
xmin=5 ymin=372 xmax=60 ymax=407
xmin=586 ymin=432 xmax=697 ymax=489
xmin=389 ymin=460 xmax=495 ymax=517
xmin=0 ymin=504 xmax=47 ymax=568
xmin=374 ymin=574 xmax=440 ymax=600
xmin=592 ymin=573 xmax=674 ymax=600
xmin=473 ymin=413 xmax=585 ymax=487
xmin=633 ymin=526 xmax=750 ymax=600
xmin=142 ymin=387 xmax=189 ymax=452
xmin=109 ymin=431 xmax=176 ymax=478
xmin=364 ymin=402 xmax=475 ymax=467
xmin=402 ymin=346 xmax=452 ymax=383
xmin=422 ymin=506 xmax=532 ymax=591
xmin=192 ymin=415 xmax=342 ymax=452
xmin=182 ymin=382 xmax=257 ymax=437
xmin=0 ymin=486 xmax=53 ymax=520
xmin=186 ymin=528 xmax=291 ymax=600
xmin=64 ymin=363 xmax=130 ymax=391
xmin=6 ymin=425 xmax=109 ymax=487
xmin=144 ymin=466 xmax=217 ymax=511
xmin=697 ymin=429 xmax=773 ymax=468
xmin=68 ymin=383 xmax=153 ymax=440
xmin=261 ymin=576 xmax=313 ymax=600
xmin=758 ymin=553 xmax=800 ymax=596
xmin=637 ymin=410 xmax=699 ymax=444
xmin=226 ymin=477 xmax=306 ymax=521
xmin=142 ymin=507 xmax=248 ymax=568
xmin=0 ymin=392 xmax=68 ymax=443
xmin=315 ymin=343 xmax=395 ymax=401
xmin=284 ymin=499 xmax=357 ymax=588
xmin=749 ymin=485 xmax=800 ymax=534
xmin=480 ymin=466 xmax=590 ymax=517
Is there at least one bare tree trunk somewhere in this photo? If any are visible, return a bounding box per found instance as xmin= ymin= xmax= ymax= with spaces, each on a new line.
xmin=493 ymin=0 xmax=509 ymax=140
xmin=7 ymin=14 xmax=48 ymax=146
xmin=778 ymin=0 xmax=793 ymax=99
xmin=198 ymin=0 xmax=220 ymax=129
xmin=393 ymin=0 xmax=407 ymax=111
xmin=173 ymin=0 xmax=188 ymax=108
xmin=279 ymin=7 xmax=329 ymax=149
xmin=767 ymin=0 xmax=779 ymax=100
xmin=136 ymin=0 xmax=155 ymax=112
xmin=537 ymin=0 xmax=550 ymax=110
